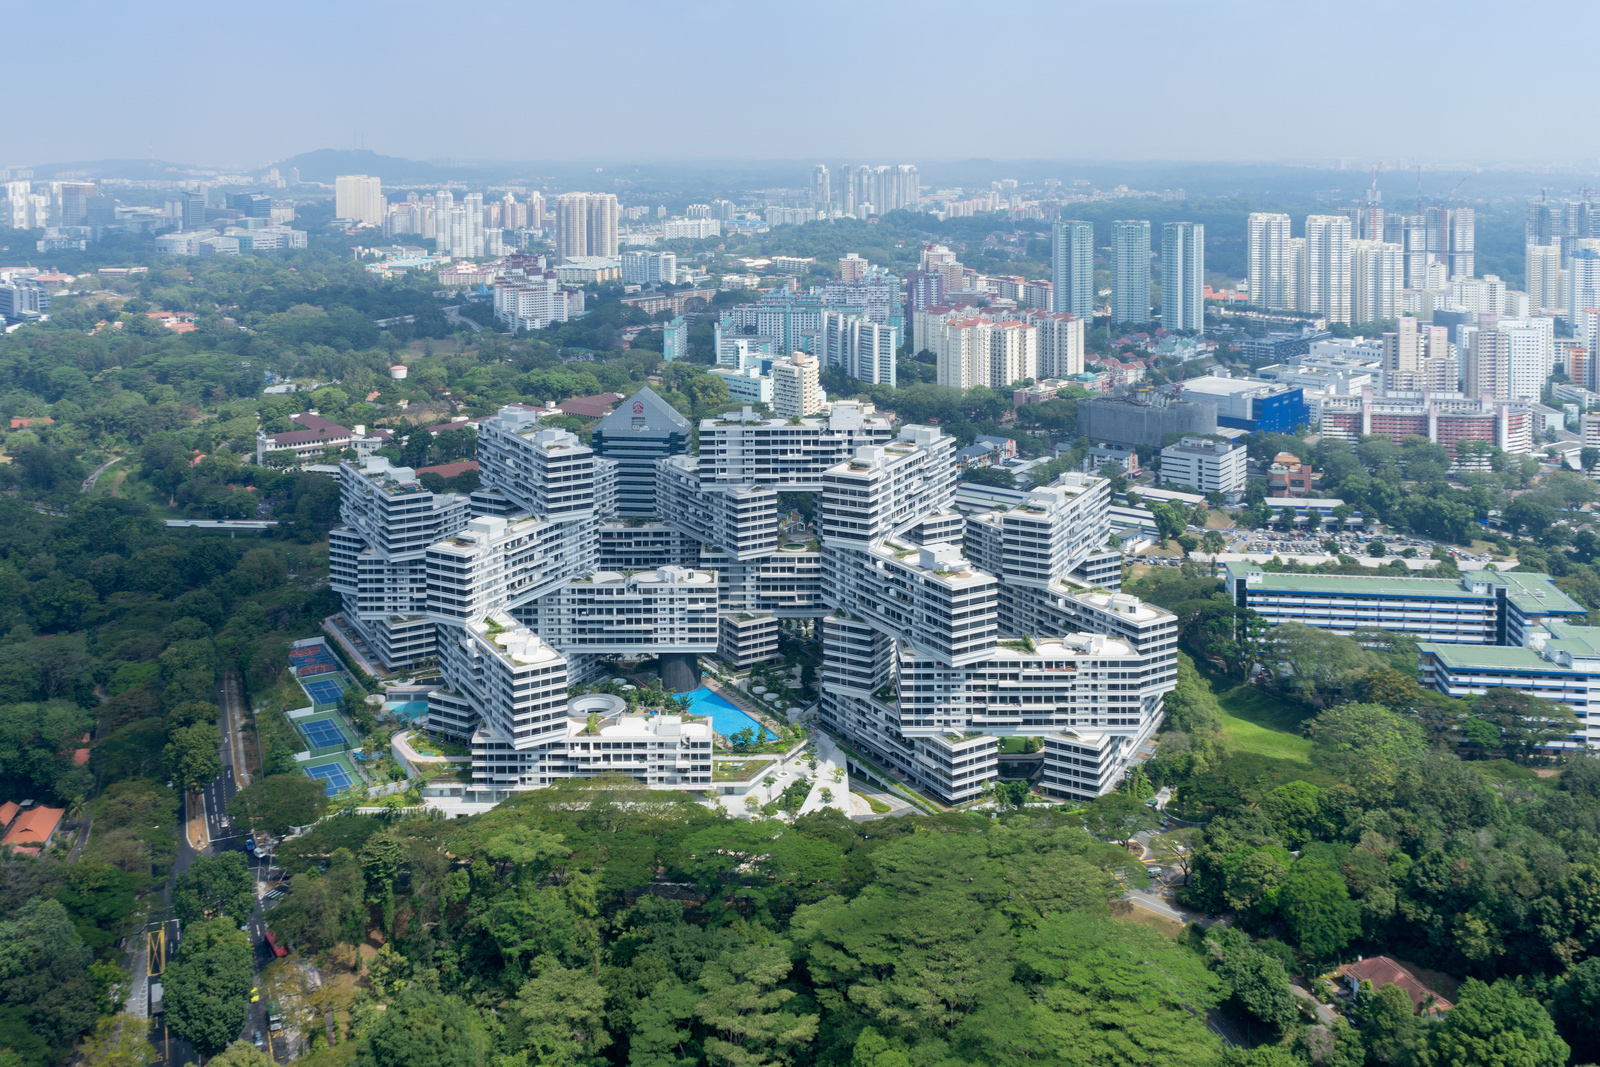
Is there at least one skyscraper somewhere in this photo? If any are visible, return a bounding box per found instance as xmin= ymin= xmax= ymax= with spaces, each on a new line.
xmin=1051 ymin=220 xmax=1094 ymax=319
xmin=1464 ymin=319 xmax=1508 ymax=400
xmin=810 ymin=165 xmax=830 ymax=208
xmin=1351 ymin=240 xmax=1402 ymax=326
xmin=434 ymin=189 xmax=454 ymax=254
xmin=335 ymin=174 xmax=384 ymax=226
xmin=1527 ymin=243 xmax=1563 ymax=314
xmin=840 ymin=164 xmax=855 ymax=215
xmin=1247 ymin=213 xmax=1292 ymax=310
xmin=1425 ymin=206 xmax=1475 ymax=279
xmin=1568 ymin=247 xmax=1600 ymax=324
xmin=1302 ymin=215 xmax=1353 ymax=324
xmin=1383 ymin=213 xmax=1429 ymax=290
xmin=1160 ymin=222 xmax=1204 ymax=331
xmin=1110 ymin=220 xmax=1151 ymax=326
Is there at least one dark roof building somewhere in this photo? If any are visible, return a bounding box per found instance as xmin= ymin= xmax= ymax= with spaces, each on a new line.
xmin=591 ymin=387 xmax=690 ymax=517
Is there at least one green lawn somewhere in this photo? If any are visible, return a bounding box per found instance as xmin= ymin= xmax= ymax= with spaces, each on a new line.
xmin=1204 ymin=669 xmax=1316 ymax=764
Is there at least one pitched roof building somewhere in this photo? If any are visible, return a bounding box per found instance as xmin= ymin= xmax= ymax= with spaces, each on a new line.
xmin=590 ymin=387 xmax=690 ymax=517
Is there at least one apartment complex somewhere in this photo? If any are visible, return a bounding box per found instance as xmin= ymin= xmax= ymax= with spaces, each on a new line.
xmin=1225 ymin=564 xmax=1584 ymax=646
xmin=1159 ymin=437 xmax=1247 ymax=497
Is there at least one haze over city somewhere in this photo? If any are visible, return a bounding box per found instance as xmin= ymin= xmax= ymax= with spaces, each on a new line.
xmin=7 ymin=5 xmax=1600 ymax=1067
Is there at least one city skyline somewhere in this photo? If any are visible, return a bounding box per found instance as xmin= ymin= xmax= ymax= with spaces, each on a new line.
xmin=7 ymin=0 xmax=1600 ymax=167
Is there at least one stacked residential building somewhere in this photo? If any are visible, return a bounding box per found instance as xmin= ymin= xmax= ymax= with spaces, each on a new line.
xmin=817 ymin=432 xmax=1176 ymax=802
xmin=334 ymin=376 xmax=1189 ymax=803
xmin=930 ymin=316 xmax=1038 ymax=389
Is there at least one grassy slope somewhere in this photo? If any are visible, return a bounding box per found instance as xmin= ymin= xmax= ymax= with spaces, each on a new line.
xmin=1209 ymin=676 xmax=1315 ymax=764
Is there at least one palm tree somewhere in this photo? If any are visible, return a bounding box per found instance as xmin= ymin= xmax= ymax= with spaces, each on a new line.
xmin=1201 ymin=530 xmax=1226 ymax=575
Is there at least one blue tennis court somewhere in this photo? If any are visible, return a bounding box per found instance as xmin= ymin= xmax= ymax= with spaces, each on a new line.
xmin=299 ymin=719 xmax=348 ymax=749
xmin=306 ymin=763 xmax=353 ymax=796
xmin=303 ymin=678 xmax=345 ymax=705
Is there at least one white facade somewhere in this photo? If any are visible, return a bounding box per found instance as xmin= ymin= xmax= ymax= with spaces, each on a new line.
xmin=1351 ymin=240 xmax=1402 ymax=325
xmin=621 ymin=250 xmax=677 ymax=286
xmin=771 ymin=352 xmax=824 ymax=417
xmin=662 ymin=218 xmax=721 ymax=240
xmin=1500 ymin=317 xmax=1555 ymax=402
xmin=822 ymin=311 xmax=897 ymax=386
xmin=1021 ymin=310 xmax=1085 ymax=379
xmin=329 ymin=458 xmax=471 ymax=668
xmin=932 ymin=317 xmax=1038 ymax=390
xmin=1248 ymin=212 xmax=1292 ymax=310
xmin=335 ymin=175 xmax=384 ymax=226
xmin=1111 ymin=219 xmax=1152 ymax=325
xmin=1303 ymin=215 xmax=1353 ymax=323
xmin=697 ymin=404 xmax=892 ymax=488
xmin=1158 ymin=437 xmax=1247 ymax=496
xmin=1161 ymin=222 xmax=1204 ymax=331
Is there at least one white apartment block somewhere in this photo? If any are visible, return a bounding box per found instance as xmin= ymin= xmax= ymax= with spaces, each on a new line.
xmin=964 ymin=474 xmax=1114 ymax=594
xmin=621 ymin=250 xmax=677 ymax=286
xmin=662 ymin=217 xmax=720 ymax=240
xmin=1158 ymin=437 xmax=1247 ymax=497
xmin=1248 ymin=212 xmax=1293 ymax=310
xmin=474 ymin=407 xmax=612 ymax=520
xmin=771 ymin=352 xmax=824 ymax=417
xmin=1021 ymin=310 xmax=1085 ymax=379
xmin=822 ymin=311 xmax=897 ymax=386
xmin=1500 ymin=317 xmax=1555 ymax=402
xmin=329 ymin=458 xmax=471 ymax=669
xmin=656 ymin=456 xmax=779 ymax=560
xmin=698 ymin=403 xmax=892 ymax=489
xmin=932 ymin=317 xmax=1038 ymax=389
xmin=335 ymin=175 xmax=384 ymax=226
xmin=1351 ymin=240 xmax=1402 ymax=325
xmin=535 ymin=566 xmax=719 ymax=657
xmin=494 ymin=273 xmax=580 ymax=331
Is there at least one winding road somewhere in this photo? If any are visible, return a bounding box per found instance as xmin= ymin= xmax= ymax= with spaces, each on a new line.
xmin=82 ymin=455 xmax=123 ymax=493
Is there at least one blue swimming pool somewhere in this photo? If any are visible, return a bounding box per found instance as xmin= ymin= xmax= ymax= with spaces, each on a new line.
xmin=385 ymin=701 xmax=429 ymax=722
xmin=683 ymin=687 xmax=775 ymax=741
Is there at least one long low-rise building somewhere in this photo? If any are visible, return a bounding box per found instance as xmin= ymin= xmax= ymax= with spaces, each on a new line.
xmin=1418 ymin=624 xmax=1600 ymax=749
xmin=1225 ymin=563 xmax=1584 ymax=645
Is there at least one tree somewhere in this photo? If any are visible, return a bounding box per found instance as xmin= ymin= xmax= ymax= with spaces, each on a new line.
xmin=1278 ymin=858 xmax=1361 ymax=964
xmin=1415 ymin=978 xmax=1568 ymax=1067
xmin=74 ymin=1013 xmax=159 ymax=1067
xmin=1208 ymin=935 xmax=1298 ymax=1028
xmin=1503 ymin=497 xmax=1557 ymax=540
xmin=1265 ymin=623 xmax=1384 ymax=707
xmin=1367 ymin=539 xmax=1387 ymax=557
xmin=174 ymin=851 xmax=256 ymax=925
xmin=1306 ymin=702 xmax=1425 ymax=795
xmin=695 ymin=942 xmax=818 ymax=1067
xmin=1582 ymin=445 xmax=1600 ymax=474
xmin=164 ymin=918 xmax=254 ymax=1058
xmin=1147 ymin=828 xmax=1201 ymax=882
xmin=1470 ymin=687 xmax=1581 ymax=760
xmin=1201 ymin=530 xmax=1226 ymax=574
xmin=164 ymin=721 xmax=221 ymax=792
xmin=208 ymin=1041 xmax=276 ymax=1067
xmin=228 ymin=774 xmax=330 ymax=837
xmin=1550 ymin=956 xmax=1600 ymax=1064
xmin=508 ymin=957 xmax=610 ymax=1067
xmin=357 ymin=988 xmax=489 ymax=1067
xmin=1082 ymin=791 xmax=1158 ymax=847
xmin=1350 ymin=980 xmax=1419 ymax=1066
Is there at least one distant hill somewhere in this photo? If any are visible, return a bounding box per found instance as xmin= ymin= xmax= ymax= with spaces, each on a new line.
xmin=276 ymin=149 xmax=458 ymax=185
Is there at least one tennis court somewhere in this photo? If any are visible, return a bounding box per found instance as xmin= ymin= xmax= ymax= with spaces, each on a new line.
xmin=297 ymin=662 xmax=339 ymax=677
xmin=302 ymin=678 xmax=346 ymax=705
xmin=306 ymin=763 xmax=353 ymax=796
xmin=299 ymin=719 xmax=349 ymax=749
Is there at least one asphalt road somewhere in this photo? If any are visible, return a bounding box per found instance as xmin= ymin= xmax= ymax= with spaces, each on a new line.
xmin=131 ymin=673 xmax=285 ymax=1065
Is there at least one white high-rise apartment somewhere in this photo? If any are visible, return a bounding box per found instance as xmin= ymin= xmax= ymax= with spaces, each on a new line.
xmin=822 ymin=311 xmax=897 ymax=386
xmin=1303 ymin=215 xmax=1353 ymax=323
xmin=434 ymin=189 xmax=454 ymax=253
xmin=1465 ymin=324 xmax=1509 ymax=401
xmin=554 ymin=193 xmax=619 ymax=260
xmin=811 ymin=164 xmax=830 ymax=207
xmin=1569 ymin=249 xmax=1600 ymax=323
xmin=1528 ymin=244 xmax=1564 ymax=314
xmin=335 ymin=175 xmax=384 ymax=227
xmin=1500 ymin=318 xmax=1555 ymax=402
xmin=1351 ymin=240 xmax=1403 ymax=325
xmin=1161 ymin=222 xmax=1204 ymax=331
xmin=932 ymin=317 xmax=1038 ymax=389
xmin=329 ymin=457 xmax=472 ymax=669
xmin=1111 ymin=220 xmax=1152 ymax=325
xmin=621 ymin=250 xmax=676 ymax=286
xmin=1287 ymin=237 xmax=1307 ymax=311
xmin=1020 ymin=310 xmax=1085 ymax=379
xmin=697 ymin=403 xmax=892 ymax=488
xmin=771 ymin=352 xmax=823 ymax=417
xmin=1052 ymin=220 xmax=1094 ymax=318
xmin=1247 ymin=212 xmax=1292 ymax=310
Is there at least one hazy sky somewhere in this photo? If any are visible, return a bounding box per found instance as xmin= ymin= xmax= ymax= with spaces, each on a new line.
xmin=7 ymin=0 xmax=1594 ymax=168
